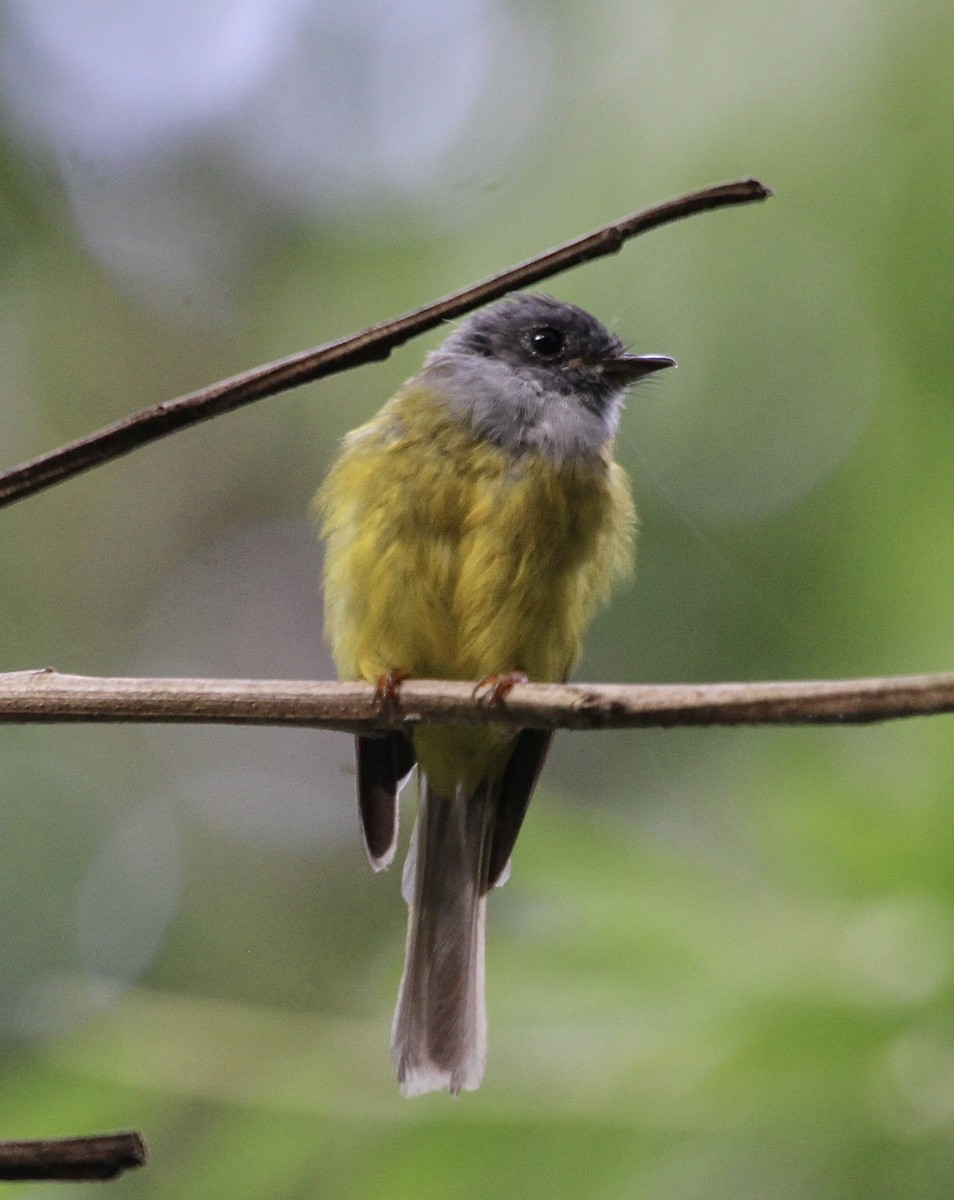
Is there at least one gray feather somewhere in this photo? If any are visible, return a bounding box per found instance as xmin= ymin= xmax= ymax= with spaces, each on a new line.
xmin=391 ymin=779 xmax=492 ymax=1096
xmin=421 ymin=293 xmax=632 ymax=464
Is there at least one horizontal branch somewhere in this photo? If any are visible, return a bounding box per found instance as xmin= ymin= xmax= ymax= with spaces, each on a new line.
xmin=0 ymin=1132 xmax=146 ymax=1182
xmin=2 ymin=669 xmax=953 ymax=731
xmin=0 ymin=178 xmax=771 ymax=509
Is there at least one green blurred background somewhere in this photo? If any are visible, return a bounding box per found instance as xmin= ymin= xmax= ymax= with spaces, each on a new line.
xmin=2 ymin=1 xmax=954 ymax=1196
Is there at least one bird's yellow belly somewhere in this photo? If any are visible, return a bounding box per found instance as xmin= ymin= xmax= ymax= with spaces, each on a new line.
xmin=317 ymin=387 xmax=635 ymax=789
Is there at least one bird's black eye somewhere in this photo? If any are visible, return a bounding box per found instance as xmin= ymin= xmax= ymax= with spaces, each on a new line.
xmin=529 ymin=326 xmax=565 ymax=358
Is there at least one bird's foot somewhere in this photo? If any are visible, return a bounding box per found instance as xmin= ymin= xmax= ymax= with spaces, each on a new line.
xmin=472 ymin=671 xmax=529 ymax=706
xmin=373 ymin=669 xmax=409 ymax=719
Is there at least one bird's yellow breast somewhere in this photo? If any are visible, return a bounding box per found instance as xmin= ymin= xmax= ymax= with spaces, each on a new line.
xmin=318 ymin=382 xmax=635 ymax=682
xmin=316 ymin=384 xmax=634 ymax=790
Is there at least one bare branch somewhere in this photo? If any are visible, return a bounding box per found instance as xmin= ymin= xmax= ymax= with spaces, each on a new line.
xmin=0 ymin=178 xmax=771 ymax=509
xmin=0 ymin=1132 xmax=146 ymax=1182
xmin=1 ymin=669 xmax=952 ymax=732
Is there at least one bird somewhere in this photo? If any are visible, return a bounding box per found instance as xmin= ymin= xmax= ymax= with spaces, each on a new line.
xmin=315 ymin=293 xmax=674 ymax=1095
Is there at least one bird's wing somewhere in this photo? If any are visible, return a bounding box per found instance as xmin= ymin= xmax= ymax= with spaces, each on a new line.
xmin=356 ymin=732 xmax=417 ymax=871
xmin=486 ymin=728 xmax=553 ymax=889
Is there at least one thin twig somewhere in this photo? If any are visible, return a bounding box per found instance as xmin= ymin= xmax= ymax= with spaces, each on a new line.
xmin=1 ymin=669 xmax=951 ymax=731
xmin=0 ymin=179 xmax=771 ymax=509
xmin=0 ymin=1132 xmax=146 ymax=1182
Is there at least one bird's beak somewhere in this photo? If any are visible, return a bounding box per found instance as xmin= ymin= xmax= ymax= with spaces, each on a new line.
xmin=603 ymin=354 xmax=677 ymax=382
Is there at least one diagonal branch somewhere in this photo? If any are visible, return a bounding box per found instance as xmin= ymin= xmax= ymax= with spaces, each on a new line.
xmin=0 ymin=178 xmax=771 ymax=509
xmin=1 ymin=669 xmax=952 ymax=731
xmin=0 ymin=1132 xmax=146 ymax=1182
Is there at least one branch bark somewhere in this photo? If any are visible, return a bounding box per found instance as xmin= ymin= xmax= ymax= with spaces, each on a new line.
xmin=0 ymin=1132 xmax=146 ymax=1182
xmin=2 ymin=669 xmax=953 ymax=731
xmin=0 ymin=178 xmax=770 ymax=509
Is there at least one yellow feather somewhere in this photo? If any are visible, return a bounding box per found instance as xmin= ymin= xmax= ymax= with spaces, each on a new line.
xmin=315 ymin=383 xmax=635 ymax=792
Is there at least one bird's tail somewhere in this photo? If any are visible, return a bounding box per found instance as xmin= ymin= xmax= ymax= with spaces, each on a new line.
xmin=391 ymin=776 xmax=493 ymax=1096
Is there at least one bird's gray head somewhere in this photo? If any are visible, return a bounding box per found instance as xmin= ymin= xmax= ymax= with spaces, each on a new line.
xmin=420 ymin=293 xmax=674 ymax=464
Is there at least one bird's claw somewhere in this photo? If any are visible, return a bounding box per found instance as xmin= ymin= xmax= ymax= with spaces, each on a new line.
xmin=374 ymin=669 xmax=408 ymax=718
xmin=472 ymin=671 xmax=529 ymax=706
